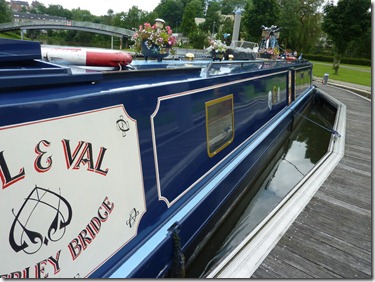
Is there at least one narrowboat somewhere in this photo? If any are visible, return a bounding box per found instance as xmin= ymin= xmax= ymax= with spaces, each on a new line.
xmin=0 ymin=38 xmax=315 ymax=278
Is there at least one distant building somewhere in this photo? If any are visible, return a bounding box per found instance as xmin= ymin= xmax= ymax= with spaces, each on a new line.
xmin=12 ymin=12 xmax=66 ymax=23
xmin=194 ymin=18 xmax=206 ymax=26
xmin=9 ymin=0 xmax=30 ymax=12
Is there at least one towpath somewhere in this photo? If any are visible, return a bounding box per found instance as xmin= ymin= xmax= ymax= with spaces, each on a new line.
xmin=313 ymin=77 xmax=372 ymax=99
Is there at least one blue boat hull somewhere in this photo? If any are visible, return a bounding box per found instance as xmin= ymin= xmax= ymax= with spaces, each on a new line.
xmin=0 ymin=39 xmax=314 ymax=278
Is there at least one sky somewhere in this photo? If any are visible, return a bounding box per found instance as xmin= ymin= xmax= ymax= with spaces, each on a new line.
xmin=33 ymin=0 xmax=346 ymax=17
xmin=33 ymin=0 xmax=343 ymax=17
xmin=34 ymin=0 xmax=160 ymax=16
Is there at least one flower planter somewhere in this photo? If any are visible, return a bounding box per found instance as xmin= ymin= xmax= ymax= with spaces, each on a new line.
xmin=211 ymin=50 xmax=224 ymax=61
xmin=206 ymin=40 xmax=228 ymax=61
xmin=141 ymin=41 xmax=169 ymax=62
xmin=132 ymin=22 xmax=176 ymax=62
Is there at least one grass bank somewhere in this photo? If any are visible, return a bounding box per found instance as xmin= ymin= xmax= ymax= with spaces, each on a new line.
xmin=311 ymin=60 xmax=371 ymax=87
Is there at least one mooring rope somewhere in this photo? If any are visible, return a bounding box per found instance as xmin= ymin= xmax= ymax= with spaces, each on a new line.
xmin=170 ymin=228 xmax=186 ymax=278
xmin=292 ymin=109 xmax=341 ymax=137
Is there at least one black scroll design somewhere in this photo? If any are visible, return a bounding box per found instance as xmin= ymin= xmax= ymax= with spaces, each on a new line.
xmin=9 ymin=186 xmax=73 ymax=254
xmin=116 ymin=115 xmax=130 ymax=137
xmin=126 ymin=208 xmax=139 ymax=228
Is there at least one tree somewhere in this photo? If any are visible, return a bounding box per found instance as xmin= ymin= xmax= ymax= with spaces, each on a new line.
xmin=220 ymin=16 xmax=234 ymax=44
xmin=180 ymin=0 xmax=204 ymax=35
xmin=112 ymin=6 xmax=149 ymax=29
xmin=278 ymin=0 xmax=323 ymax=53
xmin=100 ymin=9 xmax=115 ymax=26
xmin=202 ymin=0 xmax=222 ymax=37
xmin=347 ymin=28 xmax=371 ymax=59
xmin=154 ymin=0 xmax=184 ymax=29
xmin=322 ymin=0 xmax=371 ymax=74
xmin=71 ymin=8 xmax=95 ymax=21
xmin=30 ymin=1 xmax=48 ymax=14
xmin=189 ymin=29 xmax=210 ymax=48
xmin=220 ymin=0 xmax=249 ymax=14
xmin=0 ymin=0 xmax=12 ymax=23
xmin=112 ymin=7 xmax=152 ymax=29
xmin=46 ymin=4 xmax=73 ymax=19
xmin=242 ymin=0 xmax=280 ymax=42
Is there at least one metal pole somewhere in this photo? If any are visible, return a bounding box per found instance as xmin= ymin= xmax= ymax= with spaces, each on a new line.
xmin=111 ymin=36 xmax=114 ymax=49
xmin=232 ymin=9 xmax=241 ymax=42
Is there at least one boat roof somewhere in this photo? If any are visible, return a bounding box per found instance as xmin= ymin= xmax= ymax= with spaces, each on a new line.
xmin=0 ymin=39 xmax=311 ymax=92
xmin=0 ymin=38 xmax=41 ymax=62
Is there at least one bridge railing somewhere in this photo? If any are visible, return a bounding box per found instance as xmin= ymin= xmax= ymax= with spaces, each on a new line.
xmin=71 ymin=21 xmax=134 ymax=37
xmin=0 ymin=20 xmax=135 ymax=37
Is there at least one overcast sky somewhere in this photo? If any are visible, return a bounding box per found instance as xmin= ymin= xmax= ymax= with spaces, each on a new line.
xmin=34 ymin=0 xmax=160 ymax=16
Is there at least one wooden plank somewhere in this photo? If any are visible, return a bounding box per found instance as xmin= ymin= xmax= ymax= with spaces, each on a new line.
xmin=295 ymin=208 xmax=372 ymax=250
xmin=313 ymin=192 xmax=371 ymax=218
xmin=336 ymin=161 xmax=371 ymax=176
xmin=346 ymin=109 xmax=371 ymax=119
xmin=318 ymin=184 xmax=371 ymax=211
xmin=345 ymin=124 xmax=371 ymax=137
xmin=255 ymin=252 xmax=313 ymax=278
xmin=267 ymin=245 xmax=341 ymax=278
xmin=305 ymin=197 xmax=371 ymax=233
xmin=319 ymin=181 xmax=370 ymax=205
xmin=346 ymin=121 xmax=371 ymax=131
xmin=318 ymin=171 xmax=371 ymax=209
xmin=250 ymin=265 xmax=282 ymax=278
xmin=292 ymin=221 xmax=371 ymax=266
xmin=339 ymin=157 xmax=371 ymax=174
xmin=345 ymin=145 xmax=372 ymax=157
xmin=276 ymin=225 xmax=371 ymax=278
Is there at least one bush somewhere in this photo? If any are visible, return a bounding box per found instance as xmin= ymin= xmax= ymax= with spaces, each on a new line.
xmin=188 ymin=30 xmax=209 ymax=49
xmin=303 ymin=54 xmax=371 ymax=66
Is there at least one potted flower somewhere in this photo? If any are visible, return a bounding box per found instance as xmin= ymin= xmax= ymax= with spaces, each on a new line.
xmin=206 ymin=39 xmax=228 ymax=61
xmin=131 ymin=19 xmax=177 ymax=62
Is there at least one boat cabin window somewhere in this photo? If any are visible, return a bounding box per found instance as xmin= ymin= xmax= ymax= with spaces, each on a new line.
xmin=205 ymin=95 xmax=234 ymax=157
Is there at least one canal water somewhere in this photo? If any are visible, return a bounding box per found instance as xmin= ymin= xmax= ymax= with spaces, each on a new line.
xmin=186 ymin=96 xmax=337 ymax=277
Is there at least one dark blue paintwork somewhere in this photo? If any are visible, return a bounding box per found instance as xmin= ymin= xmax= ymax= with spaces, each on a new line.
xmin=0 ymin=39 xmax=314 ymax=278
xmin=0 ymin=38 xmax=41 ymax=62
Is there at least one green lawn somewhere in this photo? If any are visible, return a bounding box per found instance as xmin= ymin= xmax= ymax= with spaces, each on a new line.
xmin=311 ymin=60 xmax=371 ymax=87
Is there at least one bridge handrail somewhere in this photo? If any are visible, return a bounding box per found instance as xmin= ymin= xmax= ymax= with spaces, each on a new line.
xmin=0 ymin=20 xmax=135 ymax=37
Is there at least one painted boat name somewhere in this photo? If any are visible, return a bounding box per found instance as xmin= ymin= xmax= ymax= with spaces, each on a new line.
xmin=1 ymin=197 xmax=114 ymax=278
xmin=0 ymin=139 xmax=109 ymax=190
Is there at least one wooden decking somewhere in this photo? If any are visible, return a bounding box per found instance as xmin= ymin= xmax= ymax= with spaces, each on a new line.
xmin=251 ymin=84 xmax=372 ymax=278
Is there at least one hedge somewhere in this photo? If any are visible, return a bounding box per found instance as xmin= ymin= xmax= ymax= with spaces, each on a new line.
xmin=302 ymin=54 xmax=371 ymax=66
